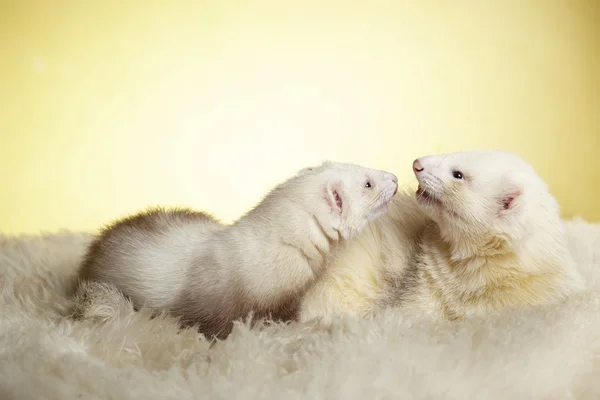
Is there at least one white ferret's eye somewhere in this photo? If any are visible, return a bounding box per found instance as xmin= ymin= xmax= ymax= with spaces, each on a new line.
xmin=365 ymin=181 xmax=372 ymax=188
xmin=452 ymin=170 xmax=464 ymax=180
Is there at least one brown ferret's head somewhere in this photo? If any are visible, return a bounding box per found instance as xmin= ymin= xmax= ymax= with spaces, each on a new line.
xmin=284 ymin=161 xmax=399 ymax=241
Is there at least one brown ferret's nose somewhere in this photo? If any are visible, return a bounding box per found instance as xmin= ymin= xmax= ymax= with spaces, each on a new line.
xmin=387 ymin=173 xmax=398 ymax=195
xmin=413 ymin=159 xmax=424 ymax=173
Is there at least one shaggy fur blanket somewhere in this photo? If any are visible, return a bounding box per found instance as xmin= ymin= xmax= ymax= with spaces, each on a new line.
xmin=1 ymin=218 xmax=600 ymax=399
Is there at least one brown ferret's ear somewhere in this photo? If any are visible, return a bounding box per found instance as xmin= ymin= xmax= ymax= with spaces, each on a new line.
xmin=325 ymin=181 xmax=344 ymax=214
xmin=296 ymin=167 xmax=315 ymax=177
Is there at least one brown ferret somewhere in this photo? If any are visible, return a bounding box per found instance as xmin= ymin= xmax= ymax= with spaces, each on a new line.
xmin=75 ymin=161 xmax=398 ymax=339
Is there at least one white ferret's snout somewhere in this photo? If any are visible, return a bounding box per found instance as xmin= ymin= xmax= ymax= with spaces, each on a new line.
xmin=413 ymin=158 xmax=444 ymax=194
xmin=417 ymin=173 xmax=444 ymax=196
xmin=413 ymin=159 xmax=425 ymax=173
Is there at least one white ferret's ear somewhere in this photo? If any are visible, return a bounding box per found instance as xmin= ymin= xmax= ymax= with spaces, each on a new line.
xmin=498 ymin=187 xmax=523 ymax=216
xmin=325 ymin=181 xmax=344 ymax=215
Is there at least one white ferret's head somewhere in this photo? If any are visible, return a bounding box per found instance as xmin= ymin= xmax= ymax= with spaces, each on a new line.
xmin=293 ymin=161 xmax=399 ymax=240
xmin=411 ymin=150 xmax=560 ymax=250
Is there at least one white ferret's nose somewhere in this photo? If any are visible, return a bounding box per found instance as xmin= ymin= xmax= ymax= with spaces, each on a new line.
xmin=413 ymin=159 xmax=424 ymax=173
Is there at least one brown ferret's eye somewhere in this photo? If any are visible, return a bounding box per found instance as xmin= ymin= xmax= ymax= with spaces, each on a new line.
xmin=452 ymin=171 xmax=464 ymax=180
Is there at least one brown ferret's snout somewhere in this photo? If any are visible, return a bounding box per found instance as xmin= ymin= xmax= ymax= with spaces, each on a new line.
xmin=413 ymin=159 xmax=424 ymax=173
xmin=386 ymin=173 xmax=399 ymax=195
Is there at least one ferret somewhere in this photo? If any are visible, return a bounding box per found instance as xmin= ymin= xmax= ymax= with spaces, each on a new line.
xmin=76 ymin=161 xmax=399 ymax=339
xmin=299 ymin=150 xmax=584 ymax=322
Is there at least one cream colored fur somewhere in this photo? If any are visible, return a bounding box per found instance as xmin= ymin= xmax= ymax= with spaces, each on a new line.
xmin=299 ymin=191 xmax=427 ymax=322
xmin=1 ymin=219 xmax=600 ymax=399
xmin=76 ymin=161 xmax=398 ymax=338
xmin=299 ymin=150 xmax=584 ymax=322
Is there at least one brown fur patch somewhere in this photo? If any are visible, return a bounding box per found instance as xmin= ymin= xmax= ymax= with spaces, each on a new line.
xmin=99 ymin=206 xmax=218 ymax=235
xmin=78 ymin=207 xmax=219 ymax=281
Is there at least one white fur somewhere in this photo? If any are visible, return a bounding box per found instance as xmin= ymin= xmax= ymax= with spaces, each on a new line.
xmin=114 ymin=219 xmax=222 ymax=309
xmin=414 ymin=150 xmax=570 ymax=263
xmin=213 ymin=161 xmax=398 ymax=305
xmin=1 ymin=219 xmax=600 ymax=399
xmin=300 ymin=150 xmax=583 ymax=322
xmin=299 ymin=191 xmax=427 ymax=322
xmin=77 ymin=161 xmax=398 ymax=337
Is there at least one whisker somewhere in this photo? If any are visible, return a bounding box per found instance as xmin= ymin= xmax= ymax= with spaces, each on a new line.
xmin=436 ymin=155 xmax=449 ymax=168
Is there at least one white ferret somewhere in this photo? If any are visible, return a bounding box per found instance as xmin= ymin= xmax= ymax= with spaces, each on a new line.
xmin=299 ymin=150 xmax=584 ymax=322
xmin=76 ymin=161 xmax=398 ymax=339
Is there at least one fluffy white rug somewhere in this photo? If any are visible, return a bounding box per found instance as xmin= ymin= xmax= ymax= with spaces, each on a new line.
xmin=1 ymin=218 xmax=600 ymax=399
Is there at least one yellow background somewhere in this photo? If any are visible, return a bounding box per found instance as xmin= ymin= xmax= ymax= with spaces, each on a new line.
xmin=1 ymin=1 xmax=598 ymax=235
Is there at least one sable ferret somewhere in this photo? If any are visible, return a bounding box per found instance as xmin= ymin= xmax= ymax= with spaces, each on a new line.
xmin=75 ymin=161 xmax=398 ymax=339
xmin=299 ymin=150 xmax=584 ymax=322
